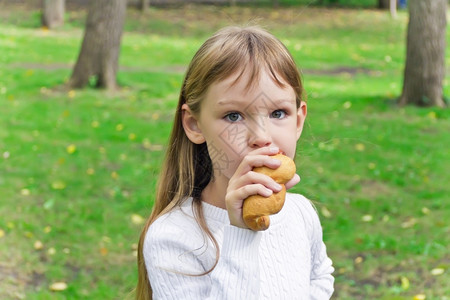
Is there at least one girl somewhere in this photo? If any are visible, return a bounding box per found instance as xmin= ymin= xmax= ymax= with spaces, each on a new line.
xmin=136 ymin=26 xmax=334 ymax=299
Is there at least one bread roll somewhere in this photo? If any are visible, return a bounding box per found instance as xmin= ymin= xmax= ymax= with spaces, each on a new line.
xmin=242 ymin=154 xmax=296 ymax=231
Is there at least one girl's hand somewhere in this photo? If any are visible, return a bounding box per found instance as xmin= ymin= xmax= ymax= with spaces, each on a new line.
xmin=285 ymin=173 xmax=301 ymax=190
xmin=225 ymin=147 xmax=299 ymax=229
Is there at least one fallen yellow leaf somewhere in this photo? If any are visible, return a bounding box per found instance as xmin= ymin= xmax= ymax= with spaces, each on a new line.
xmin=100 ymin=247 xmax=108 ymax=256
xmin=362 ymin=215 xmax=373 ymax=222
xmin=49 ymin=282 xmax=68 ymax=291
xmin=68 ymin=90 xmax=76 ymax=98
xmin=427 ymin=111 xmax=437 ymax=119
xmin=21 ymin=188 xmax=30 ymax=196
xmin=131 ymin=214 xmax=145 ymax=225
xmin=354 ymin=256 xmax=363 ymax=264
xmin=413 ymin=294 xmax=426 ymax=300
xmin=2 ymin=151 xmax=10 ymax=159
xmin=0 ymin=229 xmax=5 ymax=238
xmin=400 ymin=276 xmax=410 ymax=290
xmin=320 ymin=206 xmax=332 ymax=218
xmin=34 ymin=240 xmax=44 ymax=250
xmin=430 ymin=268 xmax=444 ymax=276
xmin=355 ymin=143 xmax=365 ymax=151
xmin=51 ymin=181 xmax=66 ymax=190
xmin=421 ymin=207 xmax=430 ymax=215
xmin=116 ymin=123 xmax=124 ymax=131
xmin=401 ymin=218 xmax=417 ymax=228
xmin=66 ymin=144 xmax=76 ymax=154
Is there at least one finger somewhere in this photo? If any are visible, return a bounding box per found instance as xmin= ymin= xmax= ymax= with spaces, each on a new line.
xmin=233 ymin=153 xmax=281 ymax=177
xmin=285 ymin=173 xmax=301 ymax=190
xmin=227 ymin=184 xmax=273 ymax=208
xmin=247 ymin=146 xmax=280 ymax=156
xmin=231 ymin=171 xmax=283 ymax=193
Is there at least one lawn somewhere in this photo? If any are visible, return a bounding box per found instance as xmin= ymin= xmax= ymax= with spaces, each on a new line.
xmin=0 ymin=2 xmax=449 ymax=299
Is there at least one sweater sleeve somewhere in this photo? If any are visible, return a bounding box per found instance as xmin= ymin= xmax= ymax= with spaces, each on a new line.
xmin=308 ymin=202 xmax=335 ymax=299
xmin=144 ymin=219 xmax=262 ymax=300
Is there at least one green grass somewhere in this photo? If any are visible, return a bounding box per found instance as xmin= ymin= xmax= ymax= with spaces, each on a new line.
xmin=0 ymin=3 xmax=449 ymax=300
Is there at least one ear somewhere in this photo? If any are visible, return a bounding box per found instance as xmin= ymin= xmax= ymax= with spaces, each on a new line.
xmin=181 ymin=104 xmax=205 ymax=144
xmin=296 ymin=101 xmax=307 ymax=140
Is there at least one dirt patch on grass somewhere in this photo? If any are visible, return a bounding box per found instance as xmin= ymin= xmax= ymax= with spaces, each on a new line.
xmin=8 ymin=62 xmax=378 ymax=78
xmin=0 ymin=262 xmax=28 ymax=299
xmin=302 ymin=66 xmax=373 ymax=76
xmin=359 ymin=179 xmax=393 ymax=198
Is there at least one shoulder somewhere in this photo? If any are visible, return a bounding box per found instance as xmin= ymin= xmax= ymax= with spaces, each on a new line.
xmin=145 ymin=200 xmax=203 ymax=250
xmin=283 ymin=193 xmax=322 ymax=239
xmin=143 ymin=200 xmax=210 ymax=271
xmin=285 ymin=192 xmax=319 ymax=220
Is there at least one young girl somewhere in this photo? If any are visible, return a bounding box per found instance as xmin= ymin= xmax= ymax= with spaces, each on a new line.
xmin=136 ymin=26 xmax=334 ymax=299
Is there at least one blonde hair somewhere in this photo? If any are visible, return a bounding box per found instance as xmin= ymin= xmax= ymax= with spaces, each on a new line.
xmin=136 ymin=26 xmax=304 ymax=300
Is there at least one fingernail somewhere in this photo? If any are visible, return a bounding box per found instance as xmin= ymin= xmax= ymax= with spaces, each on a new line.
xmin=264 ymin=188 xmax=273 ymax=196
xmin=269 ymin=146 xmax=279 ymax=153
xmin=270 ymin=158 xmax=281 ymax=165
xmin=274 ymin=183 xmax=282 ymax=191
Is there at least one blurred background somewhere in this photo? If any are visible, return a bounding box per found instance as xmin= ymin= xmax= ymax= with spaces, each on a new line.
xmin=0 ymin=0 xmax=449 ymax=299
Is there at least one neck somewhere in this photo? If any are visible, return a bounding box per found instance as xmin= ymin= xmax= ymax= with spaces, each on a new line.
xmin=201 ymin=175 xmax=228 ymax=209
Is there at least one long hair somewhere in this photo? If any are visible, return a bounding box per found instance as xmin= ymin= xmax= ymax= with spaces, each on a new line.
xmin=136 ymin=26 xmax=304 ymax=300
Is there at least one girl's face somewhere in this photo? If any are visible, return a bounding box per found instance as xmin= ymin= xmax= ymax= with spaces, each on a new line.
xmin=184 ymin=68 xmax=307 ymax=180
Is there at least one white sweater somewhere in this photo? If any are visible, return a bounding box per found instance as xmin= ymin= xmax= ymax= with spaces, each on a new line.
xmin=144 ymin=193 xmax=334 ymax=299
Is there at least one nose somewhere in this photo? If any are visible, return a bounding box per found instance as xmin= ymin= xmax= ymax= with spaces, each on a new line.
xmin=248 ymin=120 xmax=272 ymax=149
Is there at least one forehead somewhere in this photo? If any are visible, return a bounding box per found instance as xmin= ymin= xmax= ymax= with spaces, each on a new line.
xmin=204 ymin=68 xmax=295 ymax=107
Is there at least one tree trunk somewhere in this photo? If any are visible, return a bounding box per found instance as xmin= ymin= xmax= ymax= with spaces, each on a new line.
xmin=69 ymin=0 xmax=127 ymax=90
xmin=139 ymin=0 xmax=149 ymax=11
xmin=378 ymin=0 xmax=389 ymax=9
xmin=42 ymin=0 xmax=64 ymax=29
xmin=390 ymin=0 xmax=397 ymax=19
xmin=398 ymin=0 xmax=447 ymax=107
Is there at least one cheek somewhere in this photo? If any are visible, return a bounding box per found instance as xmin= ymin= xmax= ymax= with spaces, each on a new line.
xmin=206 ymin=138 xmax=241 ymax=178
xmin=272 ymin=124 xmax=298 ymax=156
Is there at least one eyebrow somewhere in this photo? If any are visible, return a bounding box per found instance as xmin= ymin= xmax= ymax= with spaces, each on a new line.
xmin=217 ymin=99 xmax=242 ymax=106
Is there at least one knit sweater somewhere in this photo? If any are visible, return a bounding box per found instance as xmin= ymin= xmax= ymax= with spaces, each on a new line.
xmin=143 ymin=193 xmax=334 ymax=299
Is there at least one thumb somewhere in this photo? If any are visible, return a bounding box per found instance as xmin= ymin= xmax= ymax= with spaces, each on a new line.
xmin=285 ymin=173 xmax=300 ymax=190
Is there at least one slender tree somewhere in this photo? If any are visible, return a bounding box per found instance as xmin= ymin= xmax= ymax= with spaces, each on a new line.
xmin=42 ymin=0 xmax=64 ymax=29
xmin=139 ymin=0 xmax=150 ymax=11
xmin=399 ymin=0 xmax=447 ymax=107
xmin=378 ymin=0 xmax=389 ymax=9
xmin=69 ymin=0 xmax=127 ymax=89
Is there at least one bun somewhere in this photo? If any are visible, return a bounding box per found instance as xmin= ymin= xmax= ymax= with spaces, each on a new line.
xmin=242 ymin=154 xmax=296 ymax=231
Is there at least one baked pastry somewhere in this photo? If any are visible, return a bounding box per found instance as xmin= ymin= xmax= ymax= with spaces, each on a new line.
xmin=242 ymin=153 xmax=296 ymax=231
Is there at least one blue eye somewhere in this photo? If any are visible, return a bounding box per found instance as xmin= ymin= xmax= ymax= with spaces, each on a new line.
xmin=225 ymin=112 xmax=243 ymax=122
xmin=271 ymin=110 xmax=286 ymax=119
